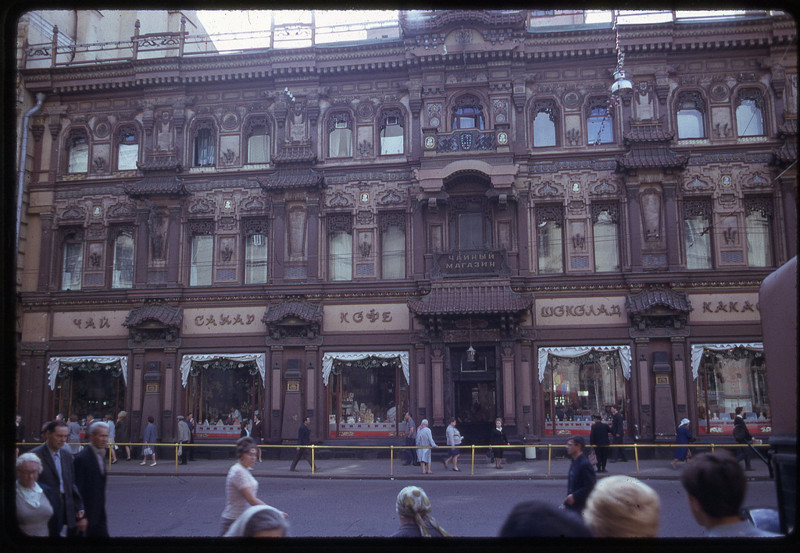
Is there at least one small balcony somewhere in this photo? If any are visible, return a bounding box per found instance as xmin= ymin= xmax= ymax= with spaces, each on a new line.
xmin=424 ymin=129 xmax=508 ymax=155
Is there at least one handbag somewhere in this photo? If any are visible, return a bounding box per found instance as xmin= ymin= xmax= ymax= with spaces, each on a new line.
xmin=177 ymin=445 xmax=183 ymax=456
xmin=142 ymin=447 xmax=153 ymax=456
xmin=588 ymin=449 xmax=598 ymax=466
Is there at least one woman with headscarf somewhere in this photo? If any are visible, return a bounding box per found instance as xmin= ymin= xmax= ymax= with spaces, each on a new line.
xmin=391 ymin=486 xmax=450 ymax=537
xmin=15 ymin=452 xmax=56 ymax=537
xmin=671 ymin=418 xmax=692 ymax=470
xmin=224 ymin=504 xmax=289 ymax=537
xmin=415 ymin=419 xmax=436 ymax=474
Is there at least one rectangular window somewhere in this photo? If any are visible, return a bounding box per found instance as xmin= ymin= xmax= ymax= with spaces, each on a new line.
xmin=117 ymin=142 xmax=138 ymax=170
xmin=329 ymin=127 xmax=352 ymax=158
xmin=537 ymin=217 xmax=564 ymax=273
xmin=68 ymin=137 xmax=89 ymax=173
xmin=593 ymin=209 xmax=619 ymax=272
xmin=194 ymin=129 xmax=216 ymax=166
xmin=380 ymin=121 xmax=404 ymax=155
xmin=745 ymin=201 xmax=773 ymax=267
xmin=248 ymin=133 xmax=270 ymax=164
xmin=190 ymin=235 xmax=213 ymax=286
xmin=329 ymin=230 xmax=352 ymax=280
xmin=684 ymin=208 xmax=712 ymax=269
xmin=112 ymin=232 xmax=134 ymax=288
xmin=61 ymin=241 xmax=83 ymax=290
xmin=381 ymin=224 xmax=405 ymax=279
xmin=245 ymin=233 xmax=268 ymax=284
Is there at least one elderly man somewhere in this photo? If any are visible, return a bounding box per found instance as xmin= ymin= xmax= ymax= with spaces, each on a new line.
xmin=563 ymin=435 xmax=596 ymax=514
xmin=176 ymin=415 xmax=191 ymax=465
xmin=31 ymin=420 xmax=87 ymax=537
xmin=74 ymin=421 xmax=110 ymax=537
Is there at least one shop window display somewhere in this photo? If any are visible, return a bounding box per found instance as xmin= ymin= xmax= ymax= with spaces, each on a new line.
xmin=541 ymin=348 xmax=628 ymax=436
xmin=52 ymin=359 xmax=126 ymax=422
xmin=692 ymin=344 xmax=771 ymax=436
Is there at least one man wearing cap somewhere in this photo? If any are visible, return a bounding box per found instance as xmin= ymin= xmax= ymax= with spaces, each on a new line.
xmin=672 ymin=418 xmax=692 ymax=470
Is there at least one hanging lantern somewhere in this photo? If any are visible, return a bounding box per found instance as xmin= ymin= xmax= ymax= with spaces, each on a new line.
xmin=466 ymin=345 xmax=476 ymax=363
xmin=610 ymin=68 xmax=633 ymax=96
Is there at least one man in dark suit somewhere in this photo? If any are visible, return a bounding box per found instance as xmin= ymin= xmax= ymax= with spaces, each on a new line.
xmin=186 ymin=413 xmax=196 ymax=461
xmin=609 ymin=405 xmax=628 ymax=462
xmin=733 ymin=406 xmax=755 ymax=471
xmin=74 ymin=421 xmax=110 ymax=536
xmin=289 ymin=417 xmax=319 ymax=472
xmin=563 ymin=435 xmax=597 ymax=514
xmin=32 ymin=420 xmax=87 ymax=537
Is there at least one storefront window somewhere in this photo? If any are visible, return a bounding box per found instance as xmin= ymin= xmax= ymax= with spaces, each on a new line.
xmin=325 ymin=353 xmax=409 ymax=438
xmin=186 ymin=358 xmax=263 ymax=427
xmin=52 ymin=359 xmax=126 ymax=421
xmin=692 ymin=344 xmax=770 ymax=436
xmin=540 ymin=347 xmax=629 ymax=436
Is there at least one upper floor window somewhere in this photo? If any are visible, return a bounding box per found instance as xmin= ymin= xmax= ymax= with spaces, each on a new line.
xmin=592 ymin=204 xmax=620 ymax=272
xmin=379 ymin=110 xmax=404 ymax=155
xmin=61 ymin=231 xmax=83 ymax=290
xmin=189 ymin=222 xmax=214 ymax=286
xmin=111 ymin=230 xmax=134 ymax=288
xmin=245 ymin=117 xmax=270 ymax=164
xmin=452 ymin=95 xmax=485 ymax=130
xmin=116 ymin=126 xmax=139 ymax=170
xmin=328 ymin=112 xmax=353 ymax=158
xmin=193 ymin=122 xmax=216 ymax=167
xmin=736 ymin=89 xmax=766 ymax=137
xmin=536 ymin=205 xmax=564 ymax=273
xmin=327 ymin=214 xmax=352 ymax=280
xmin=586 ymin=99 xmax=614 ymax=145
xmin=744 ymin=197 xmax=773 ymax=267
xmin=675 ymin=91 xmax=707 ymax=139
xmin=532 ymin=101 xmax=558 ymax=147
xmin=448 ymin=196 xmax=492 ymax=249
xmin=244 ymin=221 xmax=268 ymax=284
xmin=67 ymin=131 xmax=89 ymax=173
xmin=683 ymin=198 xmax=713 ymax=269
xmin=380 ymin=212 xmax=406 ymax=279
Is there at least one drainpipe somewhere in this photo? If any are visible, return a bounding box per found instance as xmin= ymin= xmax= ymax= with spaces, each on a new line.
xmin=16 ymin=92 xmax=46 ymax=262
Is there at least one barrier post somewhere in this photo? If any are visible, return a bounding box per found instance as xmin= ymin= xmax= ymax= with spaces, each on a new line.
xmin=390 ymin=445 xmax=394 ymax=476
xmin=547 ymin=444 xmax=552 ymax=475
xmin=311 ymin=445 xmax=315 ymax=473
xmin=633 ymin=443 xmax=639 ymax=474
xmin=175 ymin=443 xmax=179 ymax=472
xmin=471 ymin=445 xmax=475 ymax=475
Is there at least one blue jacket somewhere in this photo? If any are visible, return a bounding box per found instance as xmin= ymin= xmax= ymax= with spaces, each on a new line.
xmin=566 ymin=452 xmax=596 ymax=512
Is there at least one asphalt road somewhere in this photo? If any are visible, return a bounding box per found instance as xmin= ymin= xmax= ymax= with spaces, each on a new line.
xmin=106 ymin=475 xmax=779 ymax=538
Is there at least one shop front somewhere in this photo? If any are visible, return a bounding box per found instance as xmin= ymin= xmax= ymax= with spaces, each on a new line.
xmin=322 ymin=351 xmax=409 ymax=438
xmin=48 ymin=355 xmax=128 ymax=423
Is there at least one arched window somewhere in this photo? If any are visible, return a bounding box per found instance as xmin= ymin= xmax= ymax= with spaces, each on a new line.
xmin=112 ymin=230 xmax=134 ymax=288
xmin=380 ymin=212 xmax=406 ymax=279
xmin=736 ymin=89 xmax=766 ymax=137
xmin=61 ymin=231 xmax=84 ymax=290
xmin=67 ymin=131 xmax=89 ymax=173
xmin=452 ymin=95 xmax=485 ymax=130
xmin=116 ymin=126 xmax=139 ymax=170
xmin=592 ymin=204 xmax=620 ymax=272
xmin=379 ymin=110 xmax=404 ymax=155
xmin=189 ymin=222 xmax=214 ymax=286
xmin=532 ymin=101 xmax=558 ymax=147
xmin=536 ymin=205 xmax=564 ymax=273
xmin=676 ymin=91 xmax=707 ymax=139
xmin=193 ymin=121 xmax=216 ymax=167
xmin=586 ymin=99 xmax=614 ymax=145
xmin=245 ymin=117 xmax=270 ymax=164
xmin=745 ymin=196 xmax=773 ymax=267
xmin=243 ymin=220 xmax=268 ymax=284
xmin=328 ymin=112 xmax=353 ymax=158
xmin=448 ymin=196 xmax=492 ymax=250
xmin=683 ymin=199 xmax=713 ymax=269
xmin=327 ymin=214 xmax=352 ymax=280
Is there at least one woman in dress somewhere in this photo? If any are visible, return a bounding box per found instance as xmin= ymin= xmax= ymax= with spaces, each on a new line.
xmin=489 ymin=417 xmax=509 ymax=469
xmin=220 ymin=437 xmax=267 ymax=535
xmin=115 ymin=410 xmax=131 ymax=461
xmin=390 ymin=486 xmax=450 ymax=537
xmin=443 ymin=417 xmax=462 ymax=472
xmin=415 ymin=419 xmax=437 ymax=475
xmin=140 ymin=415 xmax=157 ymax=466
xmin=15 ymin=453 xmax=55 ymax=537
xmin=671 ymin=418 xmax=692 ymax=470
xmin=224 ymin=504 xmax=288 ymax=537
xmin=67 ymin=414 xmax=82 ymax=454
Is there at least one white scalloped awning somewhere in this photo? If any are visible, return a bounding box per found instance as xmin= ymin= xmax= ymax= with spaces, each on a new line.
xmin=180 ymin=353 xmax=266 ymax=387
xmin=47 ymin=356 xmax=129 ymax=390
xmin=322 ymin=351 xmax=409 ymax=386
xmin=537 ymin=346 xmax=631 ymax=383
xmin=690 ymin=343 xmax=763 ymax=379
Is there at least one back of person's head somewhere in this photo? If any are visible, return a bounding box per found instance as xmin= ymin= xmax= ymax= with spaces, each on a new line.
xmin=224 ymin=505 xmax=288 ymax=537
xmin=147 ymin=415 xmax=154 ymax=423
xmin=680 ymin=451 xmax=745 ymax=518
xmin=395 ymin=486 xmax=450 ymax=537
xmin=583 ymin=476 xmax=660 ymax=537
xmin=499 ymin=500 xmax=591 ymax=537
xmin=735 ymin=406 xmax=743 ymax=415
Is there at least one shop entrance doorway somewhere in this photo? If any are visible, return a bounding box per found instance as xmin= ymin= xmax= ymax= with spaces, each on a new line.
xmin=451 ymin=346 xmax=497 ymax=445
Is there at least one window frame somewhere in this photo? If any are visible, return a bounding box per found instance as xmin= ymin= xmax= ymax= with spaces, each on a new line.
xmin=675 ymin=91 xmax=707 ymax=140
xmin=192 ymin=120 xmax=217 ymax=167
xmin=379 ymin=211 xmax=406 ymax=279
xmin=188 ymin=221 xmax=215 ymax=286
xmin=65 ymin=129 xmax=90 ymax=174
xmin=447 ymin=195 xmax=493 ymax=250
xmin=115 ymin=125 xmax=140 ymax=171
xmin=60 ymin=229 xmax=84 ymax=291
xmin=744 ymin=196 xmax=774 ymax=268
xmin=327 ymin=111 xmax=353 ymax=159
xmin=682 ymin=198 xmax=714 ymax=270
xmin=591 ymin=203 xmax=620 ymax=272
xmin=327 ymin=213 xmax=353 ymax=281
xmin=244 ymin=116 xmax=271 ymax=164
xmin=585 ymin=98 xmax=615 ymax=145
xmin=451 ymin=94 xmax=486 ymax=131
xmin=243 ymin=220 xmax=269 ymax=284
xmin=535 ymin=204 xmax=564 ymax=274
xmin=531 ymin=100 xmax=559 ymax=147
xmin=110 ymin=227 xmax=135 ymax=289
xmin=735 ymin=88 xmax=767 ymax=138
xmin=379 ymin=109 xmax=405 ymax=156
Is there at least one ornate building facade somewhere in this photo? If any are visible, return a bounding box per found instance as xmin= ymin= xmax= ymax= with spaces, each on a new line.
xmin=14 ymin=10 xmax=797 ymax=448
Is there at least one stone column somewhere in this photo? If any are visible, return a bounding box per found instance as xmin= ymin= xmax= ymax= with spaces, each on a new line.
xmin=36 ymin=213 xmax=54 ymax=291
xmin=662 ymin=182 xmax=680 ymax=269
xmin=269 ymin=347 xmax=284 ymax=441
xmin=633 ymin=339 xmax=651 ymax=440
xmin=272 ymin=201 xmax=286 ymax=282
xmin=625 ymin=184 xmax=643 ymax=271
xmin=431 ymin=345 xmax=444 ymax=427
xmin=306 ymin=198 xmax=319 ymax=282
xmin=415 ymin=344 xmax=428 ymax=421
xmin=501 ymin=343 xmax=516 ymax=426
xmin=166 ymin=206 xmax=182 ymax=285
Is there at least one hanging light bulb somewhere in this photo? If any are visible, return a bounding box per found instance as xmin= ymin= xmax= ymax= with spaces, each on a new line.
xmin=611 ymin=68 xmax=633 ymax=96
xmin=466 ymin=317 xmax=476 ymax=362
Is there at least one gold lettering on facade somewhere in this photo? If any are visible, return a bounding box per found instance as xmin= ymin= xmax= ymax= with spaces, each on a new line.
xmin=194 ymin=312 xmax=256 ymax=327
xmin=72 ymin=316 xmax=113 ymax=330
xmin=336 ymin=310 xmax=394 ymax=325
xmin=540 ymin=303 xmax=623 ymax=318
xmin=702 ymin=301 xmax=760 ymax=314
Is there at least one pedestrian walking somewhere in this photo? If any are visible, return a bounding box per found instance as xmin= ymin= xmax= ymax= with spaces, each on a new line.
xmin=589 ymin=414 xmax=611 ymax=472
xmin=415 ymin=419 xmax=436 ymax=474
xmin=104 ymin=413 xmax=117 ymax=464
xmin=671 ymin=418 xmax=692 ymax=470
xmin=67 ymin=414 xmax=82 ymax=454
xmin=289 ymin=417 xmax=318 ymax=472
xmin=186 ymin=413 xmax=196 ymax=461
xmin=489 ymin=417 xmax=509 ymax=469
xmin=224 ymin=504 xmax=289 ymax=538
xmin=583 ymin=476 xmax=661 ymax=537
xmin=563 ymin=435 xmax=596 ymax=514
xmin=391 ymin=486 xmax=450 ymax=537
xmin=609 ymin=405 xmax=627 ymax=462
xmin=31 ymin=420 xmax=87 ymax=537
xmin=15 ymin=452 xmax=56 ymax=537
xmin=115 ymin=411 xmax=131 ymax=461
xmin=220 ymin=436 xmax=265 ymax=535
xmin=176 ymin=415 xmax=191 ymax=465
xmin=140 ymin=416 xmax=157 ymax=466
xmin=499 ymin=501 xmax=591 ymax=537
xmin=15 ymin=414 xmax=26 ymax=456
xmin=443 ymin=417 xmax=462 ymax=472
xmin=733 ymin=406 xmax=755 ymax=471
xmin=252 ymin=413 xmax=263 ymax=462
xmin=74 ymin=421 xmax=110 ymax=537
xmin=680 ymin=451 xmax=780 ymax=537
xmin=402 ymin=412 xmax=417 ymax=466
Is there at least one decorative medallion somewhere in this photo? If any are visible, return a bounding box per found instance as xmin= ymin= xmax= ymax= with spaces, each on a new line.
xmin=563 ymin=91 xmax=582 ymax=108
xmin=424 ymin=135 xmax=436 ymax=150
xmin=710 ymin=83 xmax=729 ymax=102
xmin=94 ymin=120 xmax=110 ymax=139
xmin=222 ymin=113 xmax=239 ymax=130
xmin=359 ymin=192 xmax=370 ymax=204
xmin=497 ymin=131 xmax=508 ymax=145
xmin=356 ymin=101 xmax=374 ymax=120
xmin=721 ymin=175 xmax=732 ymax=188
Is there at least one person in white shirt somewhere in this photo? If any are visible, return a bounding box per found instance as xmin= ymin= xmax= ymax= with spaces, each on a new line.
xmin=443 ymin=418 xmax=462 ymax=472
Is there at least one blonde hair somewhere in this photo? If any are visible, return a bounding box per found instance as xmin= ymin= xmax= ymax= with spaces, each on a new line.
xmin=395 ymin=486 xmax=450 ymax=537
xmin=583 ymin=476 xmax=660 ymax=538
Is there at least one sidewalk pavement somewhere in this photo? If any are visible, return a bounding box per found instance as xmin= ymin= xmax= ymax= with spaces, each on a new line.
xmin=104 ymin=451 xmax=773 ymax=481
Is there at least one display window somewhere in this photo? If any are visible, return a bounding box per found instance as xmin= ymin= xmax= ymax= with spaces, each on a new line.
xmin=538 ymin=346 xmax=631 ymax=436
xmin=180 ymin=354 xmax=265 ymax=440
xmin=48 ymin=356 xmax=127 ymax=423
xmin=691 ymin=343 xmax=771 ymax=436
xmin=323 ymin=352 xmax=409 ymax=438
